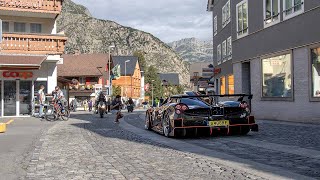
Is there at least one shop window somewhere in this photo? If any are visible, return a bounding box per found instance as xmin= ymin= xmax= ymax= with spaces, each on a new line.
xmin=236 ymin=0 xmax=248 ymax=38
xmin=14 ymin=22 xmax=26 ymax=33
xmin=220 ymin=76 xmax=226 ymax=95
xmin=311 ymin=47 xmax=320 ymax=98
xmin=228 ymin=75 xmax=234 ymax=94
xmin=262 ymin=53 xmax=292 ymax=98
xmin=2 ymin=21 xmax=9 ymax=32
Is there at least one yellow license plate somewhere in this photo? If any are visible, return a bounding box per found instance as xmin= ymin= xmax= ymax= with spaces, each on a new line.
xmin=209 ymin=120 xmax=229 ymax=127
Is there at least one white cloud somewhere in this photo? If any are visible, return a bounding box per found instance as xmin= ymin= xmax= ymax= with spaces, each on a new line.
xmin=72 ymin=0 xmax=212 ymax=42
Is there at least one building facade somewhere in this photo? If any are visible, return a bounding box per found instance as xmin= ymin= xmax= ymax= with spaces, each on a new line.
xmin=208 ymin=0 xmax=320 ymax=122
xmin=0 ymin=0 xmax=67 ymax=117
xmin=190 ymin=63 xmax=215 ymax=92
xmin=58 ymin=54 xmax=111 ymax=108
xmin=112 ymin=56 xmax=141 ymax=99
xmin=207 ymin=0 xmax=234 ymax=96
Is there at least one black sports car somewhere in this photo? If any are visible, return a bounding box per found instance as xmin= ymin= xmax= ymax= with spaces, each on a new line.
xmin=145 ymin=92 xmax=258 ymax=137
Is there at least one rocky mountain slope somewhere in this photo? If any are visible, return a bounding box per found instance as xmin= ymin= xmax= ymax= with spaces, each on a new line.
xmin=168 ymin=38 xmax=213 ymax=63
xmin=57 ymin=0 xmax=190 ymax=86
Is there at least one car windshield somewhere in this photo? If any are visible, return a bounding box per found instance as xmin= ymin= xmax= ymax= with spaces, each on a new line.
xmin=180 ymin=98 xmax=210 ymax=107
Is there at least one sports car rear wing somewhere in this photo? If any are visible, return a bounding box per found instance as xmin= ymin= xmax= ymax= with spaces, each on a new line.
xmin=171 ymin=94 xmax=253 ymax=99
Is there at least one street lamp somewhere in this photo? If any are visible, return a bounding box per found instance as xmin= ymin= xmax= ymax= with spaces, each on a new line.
xmin=124 ymin=60 xmax=130 ymax=99
xmin=151 ymin=80 xmax=155 ymax=107
xmin=108 ymin=45 xmax=115 ymax=96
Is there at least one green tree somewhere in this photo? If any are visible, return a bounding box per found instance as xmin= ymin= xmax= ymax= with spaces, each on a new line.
xmin=112 ymin=85 xmax=121 ymax=97
xmin=176 ymin=85 xmax=184 ymax=94
xmin=144 ymin=65 xmax=163 ymax=100
xmin=133 ymin=51 xmax=147 ymax=71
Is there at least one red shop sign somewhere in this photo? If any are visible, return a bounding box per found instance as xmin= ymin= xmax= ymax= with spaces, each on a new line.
xmin=214 ymin=68 xmax=221 ymax=75
xmin=3 ymin=72 xmax=33 ymax=79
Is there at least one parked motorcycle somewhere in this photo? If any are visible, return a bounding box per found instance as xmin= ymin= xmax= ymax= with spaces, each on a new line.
xmin=98 ymin=101 xmax=106 ymax=118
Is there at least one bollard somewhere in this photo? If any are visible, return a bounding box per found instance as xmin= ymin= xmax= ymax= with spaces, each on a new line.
xmin=0 ymin=123 xmax=6 ymax=133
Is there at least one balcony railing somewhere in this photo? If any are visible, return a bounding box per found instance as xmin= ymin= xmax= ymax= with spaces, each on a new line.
xmin=0 ymin=0 xmax=62 ymax=14
xmin=1 ymin=33 xmax=67 ymax=55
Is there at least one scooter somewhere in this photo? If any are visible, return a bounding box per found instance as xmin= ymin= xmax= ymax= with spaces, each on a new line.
xmin=98 ymin=101 xmax=106 ymax=118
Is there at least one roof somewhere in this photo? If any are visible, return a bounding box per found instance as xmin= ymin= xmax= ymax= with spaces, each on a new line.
xmin=112 ymin=56 xmax=138 ymax=76
xmin=58 ymin=54 xmax=110 ymax=77
xmin=159 ymin=73 xmax=180 ymax=86
xmin=0 ymin=55 xmax=46 ymax=70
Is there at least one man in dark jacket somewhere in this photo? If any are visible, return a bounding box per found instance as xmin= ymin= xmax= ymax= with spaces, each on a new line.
xmin=95 ymin=92 xmax=107 ymax=113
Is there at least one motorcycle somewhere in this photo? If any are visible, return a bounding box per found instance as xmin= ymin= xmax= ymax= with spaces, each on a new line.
xmin=98 ymin=101 xmax=106 ymax=118
xmin=127 ymin=104 xmax=134 ymax=113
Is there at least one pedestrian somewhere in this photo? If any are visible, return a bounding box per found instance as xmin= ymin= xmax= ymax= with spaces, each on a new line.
xmin=107 ymin=98 xmax=111 ymax=113
xmin=38 ymin=84 xmax=46 ymax=118
xmin=73 ymin=99 xmax=78 ymax=112
xmin=111 ymin=95 xmax=123 ymax=123
xmin=88 ymin=99 xmax=93 ymax=112
xmin=83 ymin=99 xmax=88 ymax=111
xmin=160 ymin=97 xmax=164 ymax=106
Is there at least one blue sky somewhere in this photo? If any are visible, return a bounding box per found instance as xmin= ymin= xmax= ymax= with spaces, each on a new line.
xmin=72 ymin=0 xmax=212 ymax=43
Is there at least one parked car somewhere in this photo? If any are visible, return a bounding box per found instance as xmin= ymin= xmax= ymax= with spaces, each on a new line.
xmin=145 ymin=92 xmax=258 ymax=137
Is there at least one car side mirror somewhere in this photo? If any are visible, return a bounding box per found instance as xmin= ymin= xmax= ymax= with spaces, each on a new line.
xmin=248 ymin=95 xmax=253 ymax=100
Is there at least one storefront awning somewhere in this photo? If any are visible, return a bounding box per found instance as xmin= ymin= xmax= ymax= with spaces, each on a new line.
xmin=0 ymin=55 xmax=47 ymax=70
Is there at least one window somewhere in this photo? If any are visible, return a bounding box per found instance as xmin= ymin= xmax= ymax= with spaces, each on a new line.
xmin=283 ymin=0 xmax=304 ymax=20
xmin=220 ymin=76 xmax=226 ymax=95
xmin=262 ymin=53 xmax=292 ymax=98
xmin=31 ymin=23 xmax=42 ymax=33
xmin=227 ymin=36 xmax=232 ymax=60
xmin=264 ymin=0 xmax=280 ymax=26
xmin=14 ymin=22 xmax=26 ymax=32
xmin=222 ymin=40 xmax=227 ymax=62
xmin=217 ymin=44 xmax=221 ymax=64
xmin=214 ymin=16 xmax=217 ymax=36
xmin=311 ymin=47 xmax=320 ymax=98
xmin=236 ymin=0 xmax=248 ymax=38
xmin=2 ymin=21 xmax=9 ymax=32
xmin=228 ymin=75 xmax=234 ymax=94
xmin=222 ymin=0 xmax=231 ymax=28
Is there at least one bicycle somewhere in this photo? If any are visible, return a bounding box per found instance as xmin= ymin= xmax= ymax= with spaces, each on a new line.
xmin=45 ymin=100 xmax=70 ymax=121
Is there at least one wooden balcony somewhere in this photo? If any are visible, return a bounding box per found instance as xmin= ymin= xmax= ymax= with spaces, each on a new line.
xmin=0 ymin=0 xmax=63 ymax=15
xmin=1 ymin=33 xmax=67 ymax=55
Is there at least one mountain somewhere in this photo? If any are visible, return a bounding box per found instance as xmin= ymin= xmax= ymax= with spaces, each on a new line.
xmin=57 ymin=0 xmax=190 ymax=86
xmin=168 ymin=38 xmax=213 ymax=63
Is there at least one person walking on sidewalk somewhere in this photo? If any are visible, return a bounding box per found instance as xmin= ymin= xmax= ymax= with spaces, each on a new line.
xmin=38 ymin=84 xmax=46 ymax=118
xmin=88 ymin=99 xmax=93 ymax=112
xmin=83 ymin=99 xmax=88 ymax=111
xmin=111 ymin=95 xmax=123 ymax=123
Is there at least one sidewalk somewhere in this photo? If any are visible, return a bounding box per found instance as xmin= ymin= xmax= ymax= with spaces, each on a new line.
xmin=0 ymin=117 xmax=55 ymax=180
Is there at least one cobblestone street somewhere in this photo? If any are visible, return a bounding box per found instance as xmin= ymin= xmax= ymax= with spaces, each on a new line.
xmin=21 ymin=111 xmax=320 ymax=180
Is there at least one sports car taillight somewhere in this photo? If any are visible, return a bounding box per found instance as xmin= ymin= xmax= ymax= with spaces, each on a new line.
xmin=175 ymin=103 xmax=189 ymax=115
